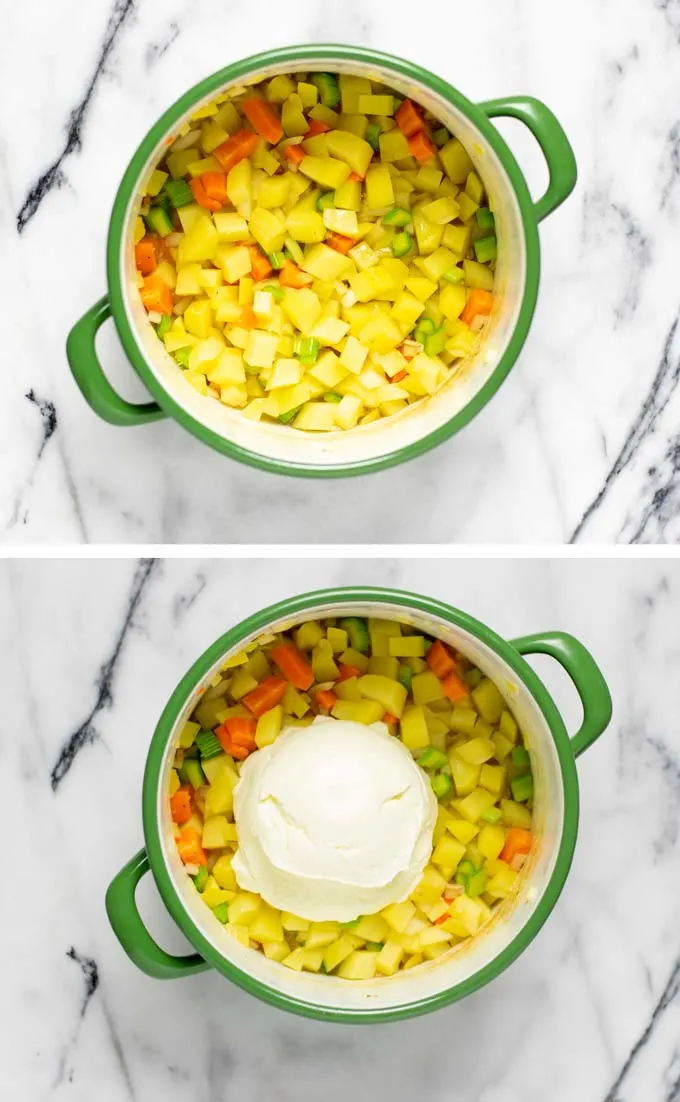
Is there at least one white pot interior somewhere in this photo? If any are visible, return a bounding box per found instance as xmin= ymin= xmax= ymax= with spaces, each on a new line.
xmin=157 ymin=601 xmax=564 ymax=1014
xmin=122 ymin=57 xmax=527 ymax=467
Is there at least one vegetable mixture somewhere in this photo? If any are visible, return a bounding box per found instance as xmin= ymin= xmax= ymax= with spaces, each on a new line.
xmin=135 ymin=71 xmax=497 ymax=431
xmin=169 ymin=617 xmax=534 ymax=980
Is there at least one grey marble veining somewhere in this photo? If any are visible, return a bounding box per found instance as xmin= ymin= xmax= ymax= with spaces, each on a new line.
xmin=3 ymin=557 xmax=680 ymax=1099
xmin=3 ymin=0 xmax=680 ymax=543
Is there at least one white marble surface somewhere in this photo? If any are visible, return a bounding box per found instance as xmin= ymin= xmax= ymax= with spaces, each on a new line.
xmin=4 ymin=556 xmax=680 ymax=1100
xmin=4 ymin=0 xmax=680 ymax=543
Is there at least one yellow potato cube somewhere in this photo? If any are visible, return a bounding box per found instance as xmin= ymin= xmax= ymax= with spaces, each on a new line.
xmin=422 ymin=197 xmax=460 ymax=224
xmin=307 ymin=350 xmax=348 ymax=388
xmin=213 ymin=212 xmax=250 ymax=241
xmin=353 ymin=914 xmax=389 ymax=943
xmin=212 ymin=856 xmax=238 ymax=891
xmin=175 ymin=264 xmax=203 ymax=296
xmin=282 ymin=94 xmax=308 ymax=137
xmin=293 ymin=402 xmax=337 ymax=431
xmin=207 ymin=349 xmax=246 ymax=386
xmin=400 ymin=705 xmax=429 ymax=751
xmin=257 ymin=174 xmax=291 ymax=209
xmin=228 ymin=892 xmax=261 ymax=926
xmin=376 ymin=940 xmax=404 ymax=976
xmin=250 ymin=905 xmax=285 ymax=944
xmin=478 ymin=824 xmax=506 ymax=861
xmin=283 ymin=287 xmax=323 ymax=333
xmin=405 ymin=276 xmax=438 ymax=301
xmin=323 ymin=936 xmax=356 ymax=973
xmin=457 ymin=736 xmax=496 ymax=765
xmin=480 ymin=763 xmax=506 ymax=795
xmin=286 ymin=207 xmax=326 ymax=244
xmin=446 ymin=817 xmax=479 ymax=844
xmin=202 ymin=815 xmax=238 ymax=849
xmin=184 ymin=299 xmax=213 ymax=338
xmin=339 ymin=336 xmax=369 ymax=374
xmin=204 ymin=762 xmax=239 ymax=817
xmin=325 ymin=130 xmax=374 ymax=178
xmin=439 ymin=138 xmax=473 ymax=184
xmin=440 ymin=284 xmax=467 ymax=321
xmin=249 ymin=207 xmax=286 ymax=254
xmin=382 ymin=901 xmax=416 ymax=934
xmin=300 ymin=156 xmax=351 ymax=190
xmin=187 ymin=336 xmax=224 ymax=375
xmin=263 ymin=941 xmax=290 ymax=962
xmin=365 ymin=163 xmax=394 ymax=209
xmin=455 ymin=786 xmax=497 ymax=823
xmin=281 ymin=912 xmax=310 ymax=932
xmin=322 ymin=207 xmax=359 ymax=237
xmin=412 ymin=671 xmax=445 ymax=705
xmin=244 ymin=331 xmax=279 ymax=369
xmin=331 ymin=699 xmax=384 ymax=724
xmin=306 ymin=921 xmax=342 ymax=949
xmin=334 ymin=394 xmax=363 ymax=429
xmin=336 ymin=951 xmax=379 ymax=980
xmin=266 ymin=358 xmax=302 ymax=390
xmin=339 ymin=74 xmax=372 ymax=113
xmin=226 ymin=158 xmax=252 ymax=216
xmin=300 ymin=949 xmax=325 ymax=973
xmin=357 ymin=674 xmax=407 ymax=717
xmin=301 ymin=243 xmax=354 ymax=282
xmin=334 ymin=179 xmax=362 ymax=211
xmin=432 ymin=835 xmax=466 ymax=870
xmin=217 ymin=245 xmax=252 ymax=283
xmin=255 ymin=704 xmax=284 ymax=748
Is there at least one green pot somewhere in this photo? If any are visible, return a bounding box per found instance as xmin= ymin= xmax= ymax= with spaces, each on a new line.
xmin=68 ymin=45 xmax=576 ymax=478
xmin=106 ymin=587 xmax=610 ymax=1022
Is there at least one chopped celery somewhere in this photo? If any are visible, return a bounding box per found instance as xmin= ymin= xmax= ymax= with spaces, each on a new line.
xmin=397 ymin=665 xmax=413 ymax=691
xmin=182 ymin=758 xmax=205 ymax=789
xmin=145 ymin=206 xmax=174 ymax=236
xmin=163 ymin=179 xmax=194 ymax=207
xmin=474 ymin=235 xmax=497 ymax=263
xmin=365 ymin=122 xmax=381 ymax=151
xmin=424 ymin=328 xmax=446 ymax=356
xmin=432 ymin=127 xmax=450 ymax=147
xmin=268 ymin=284 xmax=285 ymax=301
xmin=480 ymin=806 xmax=503 ymax=824
xmin=212 ymin=903 xmax=230 ymax=923
xmin=268 ymin=251 xmax=286 ymax=269
xmin=175 ymin=347 xmax=190 ymax=368
xmin=477 ymin=207 xmax=495 ymax=229
xmin=279 ymin=405 xmax=302 ymax=424
xmin=155 ymin=314 xmax=172 ymax=338
xmin=340 ymin=617 xmax=370 ymax=653
xmin=511 ymin=773 xmax=534 ymax=803
xmin=511 ymin=745 xmax=531 ymax=770
xmin=465 ymin=868 xmax=487 ymax=898
xmin=310 ymin=72 xmax=340 ymax=108
xmin=442 ymin=266 xmax=464 ymax=284
xmin=413 ymin=316 xmax=435 ymax=337
xmin=323 ymin=391 xmax=343 ymax=402
xmin=455 ymin=859 xmax=476 ymax=886
xmin=293 ymin=336 xmax=320 ymax=365
xmin=417 ymin=747 xmax=448 ymax=769
xmin=391 ymin=231 xmax=412 ymax=257
xmin=192 ymin=865 xmax=209 ymax=892
xmin=316 ymin=191 xmax=336 ymax=212
xmin=196 ymin=730 xmax=223 ymax=759
xmin=383 ymin=206 xmax=411 ymax=227
xmin=431 ymin=773 xmax=453 ymax=800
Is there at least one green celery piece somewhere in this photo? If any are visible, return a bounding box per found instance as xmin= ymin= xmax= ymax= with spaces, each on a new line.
xmin=476 ymin=206 xmax=495 ymax=230
xmin=511 ymin=773 xmax=534 ymax=803
xmin=474 ymin=235 xmax=497 ymax=263
xmin=465 ymin=868 xmax=487 ymax=898
xmin=195 ymin=730 xmax=223 ymax=759
xmin=432 ymin=127 xmax=450 ymax=147
xmin=417 ymin=747 xmax=448 ymax=770
xmin=174 ymin=347 xmax=190 ymax=368
xmin=279 ymin=405 xmax=302 ymax=424
xmin=163 ymin=179 xmax=194 ymax=208
xmin=294 ymin=336 xmax=320 ymax=364
xmin=339 ymin=617 xmax=370 ymax=653
xmin=480 ymin=806 xmax=503 ymax=824
xmin=183 ymin=758 xmax=205 ymax=790
xmin=391 ymin=230 xmax=412 ymax=258
xmin=442 ymin=266 xmax=464 ymax=284
xmin=455 ymin=859 xmax=476 ymax=886
xmin=155 ymin=314 xmax=172 ymax=338
xmin=464 ymin=668 xmax=482 ymax=688
xmin=341 ymin=916 xmax=362 ymax=929
xmin=431 ymin=773 xmax=453 ymax=800
xmin=383 ymin=206 xmax=411 ymax=227
xmin=365 ymin=122 xmax=380 ymax=151
xmin=365 ymin=941 xmax=384 ymax=952
xmin=212 ymin=903 xmax=229 ymax=923
xmin=397 ymin=665 xmax=413 ymax=691
xmin=323 ymin=391 xmax=342 ymax=403
xmin=310 ymin=72 xmax=340 ymax=108
xmin=269 ymin=284 xmax=285 ymax=301
xmin=414 ymin=316 xmax=436 ymax=337
xmin=316 ymin=191 xmax=335 ymax=212
xmin=268 ymin=251 xmax=286 ymax=269
xmin=424 ymin=328 xmax=446 ymax=356
xmin=511 ymin=745 xmax=531 ymax=770
xmin=192 ymin=865 xmax=209 ymax=892
xmin=145 ymin=205 xmax=174 ymax=237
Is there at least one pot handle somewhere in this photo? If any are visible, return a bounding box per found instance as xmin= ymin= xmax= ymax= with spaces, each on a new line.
xmin=67 ymin=295 xmax=166 ymax=426
xmin=510 ymin=632 xmax=612 ymax=757
xmin=106 ymin=848 xmax=209 ymax=979
xmin=478 ymin=96 xmax=577 ymax=222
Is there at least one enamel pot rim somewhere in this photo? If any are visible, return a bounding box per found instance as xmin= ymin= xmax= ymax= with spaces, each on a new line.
xmin=140 ymin=587 xmax=583 ymax=1022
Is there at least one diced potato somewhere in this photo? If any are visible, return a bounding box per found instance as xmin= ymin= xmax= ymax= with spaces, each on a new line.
xmin=202 ymin=815 xmax=238 ymax=848
xmin=286 ymin=207 xmax=326 ymax=243
xmin=281 ymin=911 xmax=310 ymax=932
xmin=455 ymin=786 xmax=497 ymax=823
xmin=400 ymin=705 xmax=429 ymax=751
xmin=325 ymin=130 xmax=374 ymax=177
xmin=331 ymin=699 xmax=384 ymax=724
xmin=301 ymin=243 xmax=355 ymax=281
xmin=293 ymin=402 xmax=337 ymax=431
xmin=306 ymin=921 xmax=342 ymax=949
xmin=204 ymin=762 xmax=239 ymax=817
xmin=353 ymin=914 xmax=389 ymax=943
xmin=478 ymin=824 xmax=506 ymax=861
xmin=431 ymin=835 xmax=466 ymax=870
xmin=283 ymin=287 xmax=323 ymax=333
xmin=324 ymin=936 xmax=356 ymax=973
xmin=356 ymin=674 xmax=407 ymax=717
xmin=412 ymin=671 xmax=445 ymax=705
xmin=263 ymin=941 xmax=290 ymax=962
xmin=457 ymin=736 xmax=496 ymax=765
xmin=250 ymin=905 xmax=285 ymax=944
xmin=212 ymin=855 xmax=238 ymax=890
xmin=249 ymin=207 xmax=286 ymax=253
xmin=228 ymin=892 xmax=262 ymax=926
xmin=365 ymin=163 xmax=394 ymax=208
xmin=376 ymin=940 xmax=404 ymax=976
xmin=439 ymin=138 xmax=473 ymax=184
xmin=300 ymin=156 xmax=352 ymax=190
xmin=336 ymin=951 xmax=379 ymax=980
xmin=382 ymin=901 xmax=416 ymax=934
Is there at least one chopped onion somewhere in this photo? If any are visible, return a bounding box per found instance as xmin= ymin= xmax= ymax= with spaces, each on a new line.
xmin=341 ymin=290 xmax=357 ymax=308
xmin=165 ymin=232 xmax=183 ymax=247
xmin=147 ymin=310 xmax=162 ymax=324
xmin=170 ymin=129 xmax=201 ymax=152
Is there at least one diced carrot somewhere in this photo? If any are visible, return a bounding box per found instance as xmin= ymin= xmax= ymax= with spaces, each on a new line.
xmin=441 ymin=670 xmax=469 ymax=703
xmin=382 ymin=712 xmax=398 ymax=726
xmin=408 ymin=131 xmax=436 ymax=163
xmin=243 ymin=676 xmax=287 ymax=717
xmin=271 ymin=642 xmax=315 ymax=691
xmin=395 ymin=98 xmax=425 ymax=138
xmin=392 ymin=368 xmax=408 ymax=383
xmin=283 ymin=143 xmax=305 ymax=166
xmin=200 ymin=171 xmax=228 ymax=205
xmin=304 ymin=119 xmax=331 ymax=138
xmin=223 ymin=717 xmax=257 ymax=746
xmin=169 ymin=786 xmax=192 ymax=824
xmin=347 ymin=171 xmax=364 ymax=182
xmin=427 ymin=639 xmax=457 ymax=679
xmin=460 ymin=289 xmax=494 ymax=327
xmin=241 ymin=96 xmax=284 ymax=144
xmin=135 ymin=237 xmax=158 ymax=275
xmin=278 ymin=259 xmax=312 ymax=287
xmin=190 ymin=177 xmax=222 ymax=211
xmin=248 ymin=245 xmax=273 ymax=281
xmin=177 ymin=826 xmax=207 ymax=866
xmin=500 ymin=828 xmax=532 ymax=865
xmin=140 ymin=273 xmax=174 ymax=315
xmin=326 ymin=232 xmax=354 ymax=254
xmin=316 ymin=689 xmax=338 ymax=710
xmin=239 ymin=307 xmax=258 ymax=328
xmin=434 ymin=911 xmax=450 ymax=925
xmin=337 ymin=663 xmax=361 ymax=680
xmin=214 ymin=129 xmax=259 ymax=172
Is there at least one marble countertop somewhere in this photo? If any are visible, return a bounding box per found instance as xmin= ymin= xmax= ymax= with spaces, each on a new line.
xmin=4 ymin=556 xmax=680 ymax=1099
xmin=4 ymin=0 xmax=680 ymax=544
